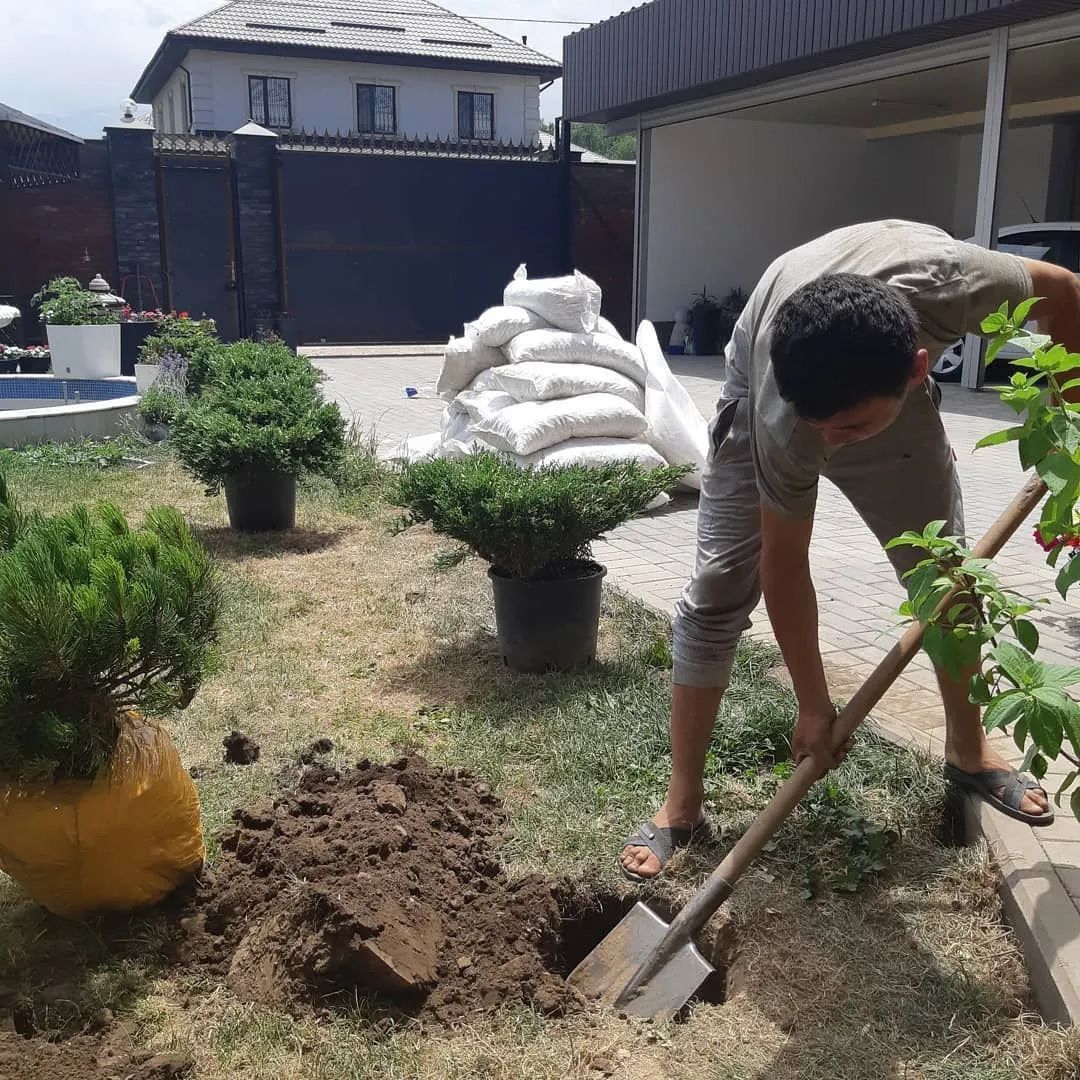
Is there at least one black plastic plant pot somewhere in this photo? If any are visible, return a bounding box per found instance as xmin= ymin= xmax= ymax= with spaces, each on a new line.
xmin=224 ymin=468 xmax=297 ymax=533
xmin=0 ymin=359 xmax=16 ymax=375
xmin=488 ymin=561 xmax=607 ymax=674
xmin=691 ymin=310 xmax=719 ymax=357
xmin=18 ymin=357 xmax=50 ymax=374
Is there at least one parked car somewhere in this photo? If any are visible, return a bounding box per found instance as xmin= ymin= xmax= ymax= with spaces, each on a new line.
xmin=933 ymin=222 xmax=1080 ymax=382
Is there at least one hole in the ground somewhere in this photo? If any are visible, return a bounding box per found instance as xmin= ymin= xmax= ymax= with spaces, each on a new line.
xmin=549 ymin=888 xmax=734 ymax=1012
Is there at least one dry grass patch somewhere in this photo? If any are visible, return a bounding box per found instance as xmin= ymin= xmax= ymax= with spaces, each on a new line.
xmin=0 ymin=441 xmax=1076 ymax=1079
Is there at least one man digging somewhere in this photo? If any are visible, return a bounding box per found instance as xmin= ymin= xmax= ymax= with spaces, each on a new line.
xmin=623 ymin=218 xmax=1080 ymax=883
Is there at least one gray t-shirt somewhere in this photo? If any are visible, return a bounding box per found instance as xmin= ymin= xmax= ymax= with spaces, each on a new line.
xmin=727 ymin=219 xmax=1033 ymax=518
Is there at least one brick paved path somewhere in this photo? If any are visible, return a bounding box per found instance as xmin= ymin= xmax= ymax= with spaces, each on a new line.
xmin=309 ymin=347 xmax=1080 ymax=920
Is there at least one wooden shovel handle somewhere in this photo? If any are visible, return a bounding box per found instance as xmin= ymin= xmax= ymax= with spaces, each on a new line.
xmin=658 ymin=473 xmax=1048 ymax=948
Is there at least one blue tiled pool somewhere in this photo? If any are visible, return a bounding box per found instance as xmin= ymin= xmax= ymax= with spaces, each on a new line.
xmin=0 ymin=376 xmax=137 ymax=407
xmin=0 ymin=375 xmax=139 ymax=446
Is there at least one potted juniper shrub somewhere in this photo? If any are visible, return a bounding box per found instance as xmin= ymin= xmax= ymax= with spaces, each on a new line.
xmin=0 ymin=477 xmax=221 ymax=917
xmin=32 ymin=276 xmax=120 ymax=379
xmin=171 ymin=339 xmax=346 ymax=532
xmin=394 ymin=453 xmax=689 ymax=672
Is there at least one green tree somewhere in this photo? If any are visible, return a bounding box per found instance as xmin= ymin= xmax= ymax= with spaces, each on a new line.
xmin=541 ymin=120 xmax=637 ymax=161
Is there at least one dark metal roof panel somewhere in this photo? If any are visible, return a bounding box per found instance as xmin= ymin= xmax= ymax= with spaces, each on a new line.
xmin=564 ymin=0 xmax=1079 ymax=123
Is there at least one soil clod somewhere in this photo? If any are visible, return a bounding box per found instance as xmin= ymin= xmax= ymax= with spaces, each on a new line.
xmin=223 ymin=730 xmax=260 ymax=765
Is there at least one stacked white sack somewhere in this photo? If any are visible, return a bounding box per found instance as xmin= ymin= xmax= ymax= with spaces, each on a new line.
xmin=399 ymin=265 xmax=708 ymax=489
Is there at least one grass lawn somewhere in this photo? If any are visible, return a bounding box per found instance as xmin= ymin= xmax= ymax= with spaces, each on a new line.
xmin=1 ymin=436 xmax=1077 ymax=1079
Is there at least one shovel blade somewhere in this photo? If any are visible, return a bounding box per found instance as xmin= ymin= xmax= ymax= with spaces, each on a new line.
xmin=567 ymin=902 xmax=713 ymax=1021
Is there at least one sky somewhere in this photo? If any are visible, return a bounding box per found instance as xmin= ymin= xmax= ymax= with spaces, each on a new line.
xmin=0 ymin=0 xmax=634 ymax=137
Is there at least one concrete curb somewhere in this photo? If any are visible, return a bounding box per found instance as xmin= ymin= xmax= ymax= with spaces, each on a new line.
xmin=872 ymin=717 xmax=1080 ymax=1027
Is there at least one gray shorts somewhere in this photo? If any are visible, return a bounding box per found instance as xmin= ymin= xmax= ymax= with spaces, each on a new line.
xmin=672 ymin=380 xmax=964 ymax=689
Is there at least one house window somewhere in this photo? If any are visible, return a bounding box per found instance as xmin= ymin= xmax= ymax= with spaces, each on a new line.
xmin=356 ymin=84 xmax=396 ymax=134
xmin=248 ymin=75 xmax=292 ymax=128
xmin=457 ymin=92 xmax=494 ymax=140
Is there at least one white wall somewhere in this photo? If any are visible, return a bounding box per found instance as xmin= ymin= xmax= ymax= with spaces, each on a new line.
xmin=156 ymin=67 xmax=191 ymax=133
xmin=952 ymin=123 xmax=1056 ymax=237
xmin=153 ymin=49 xmax=541 ymax=142
xmin=644 ymin=114 xmax=962 ymax=320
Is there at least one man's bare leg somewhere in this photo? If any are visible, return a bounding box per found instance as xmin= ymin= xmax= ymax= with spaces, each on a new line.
xmin=938 ymin=663 xmax=1049 ymax=816
xmin=620 ymin=684 xmax=724 ymax=880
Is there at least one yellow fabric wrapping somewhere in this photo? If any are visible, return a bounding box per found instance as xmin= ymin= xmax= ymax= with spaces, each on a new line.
xmin=0 ymin=715 xmax=204 ymax=919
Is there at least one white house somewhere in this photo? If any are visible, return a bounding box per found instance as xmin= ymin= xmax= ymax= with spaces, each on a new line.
xmin=132 ymin=1 xmax=561 ymax=144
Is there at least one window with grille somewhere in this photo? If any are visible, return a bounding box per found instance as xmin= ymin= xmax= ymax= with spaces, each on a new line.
xmin=457 ymin=92 xmax=494 ymax=140
xmin=248 ymin=75 xmax=292 ymax=128
xmin=356 ymin=84 xmax=396 ymax=135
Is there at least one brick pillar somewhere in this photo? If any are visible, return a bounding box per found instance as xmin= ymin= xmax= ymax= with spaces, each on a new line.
xmin=231 ymin=123 xmax=281 ymax=337
xmin=105 ymin=119 xmax=164 ymax=310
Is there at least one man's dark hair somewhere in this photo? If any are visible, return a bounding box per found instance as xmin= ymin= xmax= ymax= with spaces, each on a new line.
xmin=770 ymin=274 xmax=920 ymax=420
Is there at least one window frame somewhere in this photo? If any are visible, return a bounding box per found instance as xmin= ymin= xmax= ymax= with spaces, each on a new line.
xmin=355 ymin=82 xmax=398 ymax=135
xmin=247 ymin=74 xmax=293 ymax=130
xmin=456 ymin=90 xmax=495 ymax=141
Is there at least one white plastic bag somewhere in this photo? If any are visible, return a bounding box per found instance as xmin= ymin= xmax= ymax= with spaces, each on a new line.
xmin=504 ymin=330 xmax=647 ymax=385
xmin=514 ymin=437 xmax=668 ymax=472
xmin=436 ymin=336 xmax=505 ymax=396
xmin=451 ymin=388 xmax=517 ymax=423
xmin=503 ymin=265 xmax=602 ymax=334
xmin=465 ymin=306 xmax=549 ymax=347
xmin=637 ymin=320 xmax=709 ymax=490
xmin=596 ymin=316 xmax=621 ymax=339
xmin=389 ymin=431 xmax=442 ymax=464
xmin=489 ymin=362 xmax=645 ymax=411
xmin=472 ymin=393 xmax=646 ymax=456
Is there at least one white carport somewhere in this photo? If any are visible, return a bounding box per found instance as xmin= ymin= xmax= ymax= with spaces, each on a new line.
xmin=602 ymin=12 xmax=1080 ymax=387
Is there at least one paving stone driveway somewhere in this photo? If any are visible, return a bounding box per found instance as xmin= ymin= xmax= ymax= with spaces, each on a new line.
xmin=309 ymin=346 xmax=1080 ymax=926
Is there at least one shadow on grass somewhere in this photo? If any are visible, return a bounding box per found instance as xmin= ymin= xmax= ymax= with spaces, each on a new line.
xmin=0 ymin=886 xmax=166 ymax=1040
xmin=196 ymin=525 xmax=347 ymax=561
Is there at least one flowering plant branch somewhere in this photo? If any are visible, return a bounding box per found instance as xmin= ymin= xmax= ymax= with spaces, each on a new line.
xmin=891 ymin=300 xmax=1080 ymax=817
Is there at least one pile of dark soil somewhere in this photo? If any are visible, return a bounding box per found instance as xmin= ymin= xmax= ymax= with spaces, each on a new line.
xmin=174 ymin=754 xmax=585 ymax=1022
xmin=0 ymin=1034 xmax=191 ymax=1080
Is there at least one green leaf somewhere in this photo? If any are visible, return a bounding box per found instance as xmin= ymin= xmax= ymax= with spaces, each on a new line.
xmin=1062 ymin=699 xmax=1080 ymax=757
xmin=1011 ymin=296 xmax=1044 ymax=326
xmin=1014 ymin=619 xmax=1040 ymax=653
xmin=1041 ymin=662 xmax=1080 ymax=691
xmin=1059 ymin=378 xmax=1080 ymax=393
xmin=981 ymin=310 xmax=1008 ymax=334
xmin=975 ymin=427 xmax=1025 ymax=450
xmin=1014 ymin=717 xmax=1030 ymax=752
xmin=983 ymin=691 xmax=1028 ymax=732
xmin=992 ymin=641 xmax=1042 ymax=687
xmin=1029 ymin=695 xmax=1064 ymax=759
xmin=1071 ymin=788 xmax=1080 ymax=823
xmin=968 ymin=675 xmax=993 ymax=706
xmin=1037 ymin=454 xmax=1080 ymax=496
xmin=1056 ymin=555 xmax=1080 ymax=600
xmin=1055 ymin=771 xmax=1077 ymax=807
xmin=1019 ymin=429 xmax=1055 ymax=470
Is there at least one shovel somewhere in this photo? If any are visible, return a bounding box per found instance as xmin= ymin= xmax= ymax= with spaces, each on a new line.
xmin=569 ymin=474 xmax=1047 ymax=1021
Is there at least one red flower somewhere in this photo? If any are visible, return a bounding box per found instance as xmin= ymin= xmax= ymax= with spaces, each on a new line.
xmin=178 ymin=311 xmax=190 ymax=319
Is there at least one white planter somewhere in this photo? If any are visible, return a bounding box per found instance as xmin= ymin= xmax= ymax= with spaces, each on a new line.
xmin=46 ymin=323 xmax=120 ymax=380
xmin=135 ymin=363 xmax=163 ymax=395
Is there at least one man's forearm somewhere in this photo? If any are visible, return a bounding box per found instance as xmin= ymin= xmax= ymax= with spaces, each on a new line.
xmin=761 ymin=550 xmax=832 ymax=716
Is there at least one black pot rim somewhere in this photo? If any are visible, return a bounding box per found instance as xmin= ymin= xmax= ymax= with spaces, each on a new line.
xmin=488 ymin=560 xmax=606 ymax=584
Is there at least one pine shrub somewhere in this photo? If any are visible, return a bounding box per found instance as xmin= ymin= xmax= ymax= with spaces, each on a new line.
xmin=170 ymin=340 xmax=346 ymax=495
xmin=393 ymin=452 xmax=689 ymax=579
xmin=0 ymin=479 xmax=221 ymax=783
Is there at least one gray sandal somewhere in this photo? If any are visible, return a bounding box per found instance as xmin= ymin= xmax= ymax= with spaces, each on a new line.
xmin=620 ymin=817 xmax=713 ymax=883
xmin=944 ymin=763 xmax=1055 ymax=827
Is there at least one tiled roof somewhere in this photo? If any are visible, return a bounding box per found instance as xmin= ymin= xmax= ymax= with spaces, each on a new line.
xmin=172 ymin=0 xmax=561 ymax=72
